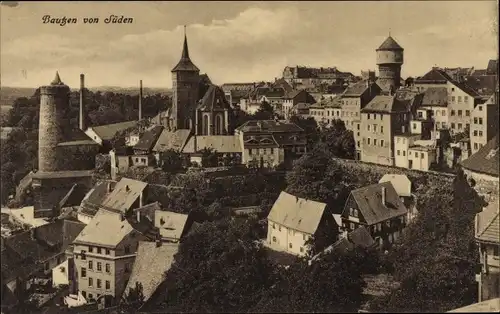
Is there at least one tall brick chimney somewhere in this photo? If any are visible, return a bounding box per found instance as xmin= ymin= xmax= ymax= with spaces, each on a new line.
xmin=139 ymin=80 xmax=143 ymax=121
xmin=79 ymin=74 xmax=85 ymax=130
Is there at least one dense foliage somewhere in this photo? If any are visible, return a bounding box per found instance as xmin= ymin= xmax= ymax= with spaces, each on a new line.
xmin=145 ymin=217 xmax=367 ymax=313
xmin=368 ymin=168 xmax=482 ymax=312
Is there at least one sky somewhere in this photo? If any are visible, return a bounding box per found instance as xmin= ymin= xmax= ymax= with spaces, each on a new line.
xmin=1 ymin=1 xmax=498 ymax=88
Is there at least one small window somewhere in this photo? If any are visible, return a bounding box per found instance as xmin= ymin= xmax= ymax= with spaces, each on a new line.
xmin=397 ymin=150 xmax=400 ymax=156
xmin=451 ymin=123 xmax=456 ymax=129
xmin=367 ymin=138 xmax=371 ymax=145
xmin=300 ymin=247 xmax=304 ymax=253
xmin=441 ymin=110 xmax=445 ymax=116
xmin=413 ymin=123 xmax=417 ymax=130
xmin=466 ymin=110 xmax=470 ymax=116
xmin=464 ymin=96 xmax=469 ymax=103
xmin=479 ymin=106 xmax=483 ymax=111
xmin=368 ymin=114 xmax=371 ymax=120
xmin=458 ymin=123 xmax=462 ymax=130
xmin=479 ymin=118 xmax=483 ymax=125
xmin=380 ymin=126 xmax=384 ymax=133
xmin=374 ymin=125 xmax=377 ymax=132
xmin=81 ymin=268 xmax=87 ymax=278
xmin=272 ymin=223 xmax=275 ymax=229
xmin=124 ymin=245 xmax=130 ymax=254
xmin=106 ymin=249 xmax=110 ymax=255
xmin=380 ymin=114 xmax=383 ymax=120
xmin=474 ymin=130 xmax=478 ymax=136
xmin=106 ymin=280 xmax=111 ymax=290
xmin=88 ymin=261 xmax=93 ymax=270
xmin=272 ymin=236 xmax=277 ymax=242
xmin=89 ymin=277 xmax=93 ymax=287
xmin=368 ymin=125 xmax=371 ymax=131
xmin=289 ymin=243 xmax=293 ymax=249
xmin=451 ymin=110 xmax=455 ymax=116
xmin=402 ymin=151 xmax=406 ymax=156
xmin=374 ymin=139 xmax=378 ymax=146
xmin=458 ymin=110 xmax=462 ymax=116
xmin=97 ymin=262 xmax=102 ymax=272
xmin=105 ymin=263 xmax=110 ymax=273
xmin=479 ymin=131 xmax=483 ymax=137
xmin=97 ymin=279 xmax=102 ymax=289
xmin=89 ymin=246 xmax=93 ymax=253
xmin=278 ymin=225 xmax=282 ymax=231
xmin=97 ymin=247 xmax=101 ymax=254
xmin=474 ymin=143 xmax=478 ymax=149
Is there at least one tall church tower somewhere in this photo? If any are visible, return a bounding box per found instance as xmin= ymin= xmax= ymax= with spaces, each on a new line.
xmin=376 ymin=35 xmax=404 ymax=94
xmin=171 ymin=26 xmax=200 ymax=130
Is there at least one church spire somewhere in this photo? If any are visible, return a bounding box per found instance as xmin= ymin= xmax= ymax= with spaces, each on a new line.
xmin=182 ymin=25 xmax=190 ymax=59
xmin=51 ymin=71 xmax=63 ymax=85
xmin=171 ymin=24 xmax=200 ymax=72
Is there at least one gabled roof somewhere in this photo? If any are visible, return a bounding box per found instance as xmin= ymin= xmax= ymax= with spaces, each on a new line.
xmin=349 ymin=182 xmax=408 ymax=225
xmin=342 ymin=80 xmax=376 ymax=97
xmin=134 ymin=202 xmax=162 ymax=222
xmin=134 ymin=126 xmax=164 ymax=151
xmin=476 ymin=199 xmax=499 ymax=244
xmin=80 ymin=181 xmax=113 ymax=216
xmin=90 ymin=121 xmax=139 ymax=141
xmin=379 ymin=174 xmax=412 ymax=197
xmin=461 ymin=135 xmax=499 ymax=177
xmin=448 ymin=298 xmax=500 ymax=313
xmin=362 ymin=95 xmax=409 ymax=113
xmin=154 ymin=211 xmax=190 ymax=240
xmin=172 ymin=33 xmax=200 ymax=72
xmin=236 ymin=120 xmax=304 ymax=133
xmin=100 ymin=178 xmax=148 ymax=213
xmin=243 ymin=135 xmax=279 ymax=148
xmin=267 ymin=191 xmax=329 ymax=234
xmin=463 ymin=75 xmax=498 ymax=98
xmin=377 ymin=36 xmax=403 ymax=51
xmin=421 ymin=87 xmax=448 ymax=107
xmin=62 ymin=219 xmax=86 ymax=249
xmin=183 ymin=135 xmax=242 ymax=154
xmin=152 ymin=129 xmax=191 ymax=153
xmin=74 ymin=209 xmax=136 ymax=247
xmin=416 ymin=68 xmax=453 ymax=83
xmin=486 ymin=59 xmax=498 ymax=74
xmin=59 ymin=183 xmax=88 ymax=209
xmin=123 ymin=242 xmax=179 ymax=302
xmin=197 ymin=85 xmax=232 ymax=111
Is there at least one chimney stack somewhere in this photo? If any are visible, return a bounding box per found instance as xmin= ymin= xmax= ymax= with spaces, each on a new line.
xmin=30 ymin=228 xmax=36 ymax=241
xmin=139 ymin=80 xmax=143 ymax=121
xmin=136 ymin=210 xmax=141 ymax=223
xmin=79 ymin=74 xmax=85 ymax=130
xmin=381 ymin=186 xmax=386 ymax=206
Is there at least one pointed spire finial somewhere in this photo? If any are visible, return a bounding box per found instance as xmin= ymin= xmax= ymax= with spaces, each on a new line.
xmin=389 ymin=29 xmax=391 ymax=37
xmin=51 ymin=71 xmax=63 ymax=85
xmin=181 ymin=25 xmax=190 ymax=59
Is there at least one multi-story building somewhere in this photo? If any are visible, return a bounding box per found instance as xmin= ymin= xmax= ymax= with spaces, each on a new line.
xmin=267 ymin=191 xmax=339 ymax=256
xmin=407 ymin=144 xmax=437 ymax=171
xmin=282 ymin=90 xmax=316 ymax=119
xmin=470 ymin=94 xmax=499 ymax=154
xmin=419 ymin=87 xmax=449 ymax=130
xmin=447 ymin=80 xmax=481 ymax=134
xmin=359 ymin=95 xmax=411 ymax=166
xmin=282 ymin=66 xmax=355 ymax=86
xmin=341 ymin=181 xmax=408 ymax=250
xmin=475 ymin=198 xmax=500 ymax=302
xmin=393 ymin=134 xmax=421 ymax=168
xmin=340 ymin=80 xmax=382 ymax=131
xmin=235 ymin=120 xmax=307 ymax=168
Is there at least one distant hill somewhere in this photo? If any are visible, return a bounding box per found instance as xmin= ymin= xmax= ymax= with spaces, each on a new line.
xmin=0 ymin=87 xmax=36 ymax=107
xmin=0 ymin=86 xmax=172 ymax=108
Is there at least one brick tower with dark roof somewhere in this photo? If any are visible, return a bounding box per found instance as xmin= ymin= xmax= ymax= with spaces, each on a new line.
xmin=170 ymin=26 xmax=200 ymax=131
xmin=376 ymin=35 xmax=404 ymax=94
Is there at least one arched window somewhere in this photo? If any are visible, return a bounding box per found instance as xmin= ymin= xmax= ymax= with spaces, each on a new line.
xmin=215 ymin=114 xmax=223 ymax=135
xmin=203 ymin=115 xmax=209 ymax=135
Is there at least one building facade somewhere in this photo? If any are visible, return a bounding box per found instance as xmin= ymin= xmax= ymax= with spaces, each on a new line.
xmin=470 ymin=95 xmax=499 ymax=154
xmin=376 ymin=36 xmax=404 ymax=93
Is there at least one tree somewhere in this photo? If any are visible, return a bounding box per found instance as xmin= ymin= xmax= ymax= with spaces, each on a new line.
xmin=145 ymin=218 xmax=275 ymax=313
xmin=161 ymin=149 xmax=184 ymax=173
xmin=368 ymin=168 xmax=481 ymax=312
xmin=253 ymin=101 xmax=274 ymax=120
xmin=317 ymin=119 xmax=356 ymax=159
xmin=289 ymin=115 xmax=320 ymax=150
xmin=200 ymin=147 xmax=219 ymax=167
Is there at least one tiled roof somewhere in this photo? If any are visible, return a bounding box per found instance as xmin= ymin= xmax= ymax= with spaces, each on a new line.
xmin=377 ymin=36 xmax=403 ymax=50
xmin=476 ymin=199 xmax=499 ymax=244
xmin=152 ymin=129 xmax=191 ymax=152
xmin=80 ymin=182 xmax=112 ymax=214
xmin=1 ymin=243 xmax=25 ymax=282
xmin=59 ymin=184 xmax=88 ymax=209
xmin=379 ymin=174 xmax=411 ymax=197
xmin=268 ymin=191 xmax=328 ymax=235
xmin=197 ymin=85 xmax=232 ymax=111
xmin=100 ymin=178 xmax=148 ymax=213
xmin=134 ymin=202 xmax=162 ymax=222
xmin=293 ymin=102 xmax=311 ymax=110
xmin=90 ymin=121 xmax=139 ymax=141
xmin=134 ymin=126 xmax=164 ymax=151
xmin=349 ymin=182 xmax=408 ymax=225
xmin=123 ymin=242 xmax=179 ymax=302
xmin=74 ymin=209 xmax=135 ymax=247
xmin=486 ymin=59 xmax=498 ymax=74
xmin=348 ymin=226 xmax=376 ymax=249
xmin=343 ymin=80 xmax=372 ymax=97
xmin=273 ymin=78 xmax=294 ymax=93
xmin=183 ymin=135 xmax=242 ymax=154
xmin=62 ymin=220 xmax=86 ymax=249
xmin=448 ymin=298 xmax=500 ymax=313
xmin=416 ymin=68 xmax=453 ymax=83
xmin=362 ymin=95 xmax=409 ymax=113
xmin=463 ymin=75 xmax=498 ymax=97
xmin=421 ymin=87 xmax=448 ymax=107
xmin=461 ymin=135 xmax=499 ymax=177
xmin=236 ymin=120 xmax=304 ymax=133
xmin=155 ymin=211 xmax=190 ymax=240
xmin=272 ymin=133 xmax=307 ymax=146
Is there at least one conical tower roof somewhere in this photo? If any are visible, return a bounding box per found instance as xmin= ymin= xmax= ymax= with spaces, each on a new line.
xmin=377 ymin=36 xmax=403 ymax=51
xmin=172 ymin=26 xmax=200 ymax=72
xmin=51 ymin=71 xmax=65 ymax=85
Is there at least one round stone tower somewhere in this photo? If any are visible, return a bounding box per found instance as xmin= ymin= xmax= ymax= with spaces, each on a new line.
xmin=38 ymin=72 xmax=69 ymax=172
xmin=376 ymin=35 xmax=404 ymax=94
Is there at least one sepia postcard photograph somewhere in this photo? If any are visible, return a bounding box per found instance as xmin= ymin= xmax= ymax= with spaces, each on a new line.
xmin=0 ymin=1 xmax=498 ymax=313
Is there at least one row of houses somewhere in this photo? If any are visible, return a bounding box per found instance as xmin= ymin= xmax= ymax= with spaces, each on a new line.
xmin=266 ymin=174 xmax=417 ymax=257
